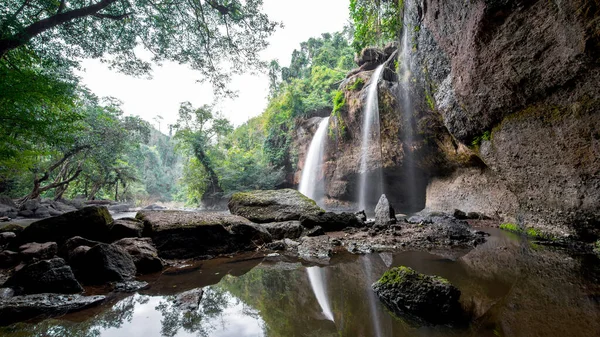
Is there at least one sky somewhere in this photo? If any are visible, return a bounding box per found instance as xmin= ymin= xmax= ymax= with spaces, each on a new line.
xmin=77 ymin=0 xmax=350 ymax=130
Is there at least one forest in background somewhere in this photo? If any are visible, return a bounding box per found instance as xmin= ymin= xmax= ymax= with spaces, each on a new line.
xmin=0 ymin=0 xmax=402 ymax=207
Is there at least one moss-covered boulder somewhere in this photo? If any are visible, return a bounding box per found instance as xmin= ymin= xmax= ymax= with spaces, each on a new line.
xmin=228 ymin=189 xmax=324 ymax=223
xmin=136 ymin=210 xmax=271 ymax=259
xmin=372 ymin=266 xmax=464 ymax=324
xmin=16 ymin=206 xmax=113 ymax=246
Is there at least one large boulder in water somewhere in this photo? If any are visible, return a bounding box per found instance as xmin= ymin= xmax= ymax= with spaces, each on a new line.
xmin=113 ymin=238 xmax=163 ymax=274
xmin=372 ymin=266 xmax=464 ymax=324
xmin=228 ymin=189 xmax=324 ymax=223
xmin=299 ymin=212 xmax=364 ymax=232
xmin=17 ymin=206 xmax=113 ymax=246
xmin=4 ymin=258 xmax=83 ymax=295
xmin=109 ymin=218 xmax=144 ymax=241
xmin=374 ymin=194 xmax=397 ymax=227
xmin=0 ymin=293 xmax=105 ymax=326
xmin=136 ymin=210 xmax=268 ymax=259
xmin=72 ymin=244 xmax=136 ymax=284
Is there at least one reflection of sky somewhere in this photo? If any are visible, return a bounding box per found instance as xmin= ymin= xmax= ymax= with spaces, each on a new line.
xmin=100 ymin=291 xmax=265 ymax=337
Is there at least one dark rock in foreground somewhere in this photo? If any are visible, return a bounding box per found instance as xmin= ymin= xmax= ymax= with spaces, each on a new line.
xmin=113 ymin=238 xmax=163 ymax=274
xmin=0 ymin=293 xmax=105 ymax=326
xmin=73 ymin=244 xmax=136 ymax=284
xmin=109 ymin=218 xmax=144 ymax=241
xmin=19 ymin=242 xmax=57 ymax=262
xmin=4 ymin=258 xmax=83 ymax=295
xmin=374 ymin=194 xmax=396 ymax=227
xmin=372 ymin=266 xmax=464 ymax=324
xmin=228 ymin=189 xmax=324 ymax=223
xmin=137 ymin=210 xmax=266 ymax=259
xmin=299 ymin=212 xmax=363 ymax=231
xmin=17 ymin=206 xmax=113 ymax=246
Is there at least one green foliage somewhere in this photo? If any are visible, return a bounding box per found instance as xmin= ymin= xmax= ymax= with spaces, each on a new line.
xmin=471 ymin=130 xmax=492 ymax=147
xmin=499 ymin=223 xmax=557 ymax=241
xmin=0 ymin=0 xmax=280 ymax=96
xmin=348 ymin=77 xmax=365 ymax=91
xmin=349 ymin=0 xmax=403 ymax=52
xmin=594 ymin=240 xmax=600 ymax=255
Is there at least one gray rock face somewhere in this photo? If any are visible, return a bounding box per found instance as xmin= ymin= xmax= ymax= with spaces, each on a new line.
xmin=73 ymin=244 xmax=136 ymax=284
xmin=0 ymin=293 xmax=105 ymax=326
xmin=19 ymin=242 xmax=58 ymax=262
xmin=228 ymin=223 xmax=272 ymax=249
xmin=17 ymin=206 xmax=113 ymax=246
xmin=0 ymin=204 xmax=17 ymax=219
xmin=260 ymin=221 xmax=303 ymax=240
xmin=372 ymin=266 xmax=463 ymax=324
xmin=4 ymin=258 xmax=83 ymax=295
xmin=374 ymin=194 xmax=396 ymax=227
xmin=113 ymin=238 xmax=163 ymax=274
xmin=109 ymin=218 xmax=144 ymax=240
xmin=0 ymin=232 xmax=16 ymax=247
xmin=136 ymin=210 xmax=258 ymax=259
xmin=299 ymin=212 xmax=364 ymax=232
xmin=298 ymin=236 xmax=333 ymax=261
xmin=228 ymin=189 xmax=324 ymax=223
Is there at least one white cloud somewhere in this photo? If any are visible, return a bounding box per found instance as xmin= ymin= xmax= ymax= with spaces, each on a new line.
xmin=77 ymin=0 xmax=350 ymax=128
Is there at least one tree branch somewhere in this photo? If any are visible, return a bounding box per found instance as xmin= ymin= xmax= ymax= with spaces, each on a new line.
xmin=0 ymin=0 xmax=120 ymax=57
xmin=93 ymin=12 xmax=132 ymax=20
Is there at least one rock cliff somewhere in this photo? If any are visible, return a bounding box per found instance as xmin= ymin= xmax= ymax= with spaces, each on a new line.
xmin=292 ymin=0 xmax=599 ymax=240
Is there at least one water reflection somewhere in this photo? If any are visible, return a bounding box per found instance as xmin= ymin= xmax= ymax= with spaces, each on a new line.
xmin=2 ymin=230 xmax=599 ymax=337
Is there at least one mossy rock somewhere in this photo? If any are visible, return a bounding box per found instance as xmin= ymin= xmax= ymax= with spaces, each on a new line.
xmin=372 ymin=266 xmax=464 ymax=324
xmin=228 ymin=189 xmax=324 ymax=223
xmin=0 ymin=224 xmax=25 ymax=234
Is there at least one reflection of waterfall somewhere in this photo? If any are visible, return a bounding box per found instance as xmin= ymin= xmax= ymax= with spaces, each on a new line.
xmin=398 ymin=0 xmax=418 ymax=210
xmin=307 ymin=266 xmax=335 ymax=322
xmin=358 ymin=65 xmax=385 ymax=213
xmin=361 ymin=255 xmax=384 ymax=337
xmin=299 ymin=117 xmax=330 ymax=206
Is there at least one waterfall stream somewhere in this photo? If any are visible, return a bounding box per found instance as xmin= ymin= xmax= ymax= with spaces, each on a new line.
xmin=307 ymin=266 xmax=335 ymax=322
xmin=358 ymin=64 xmax=385 ymax=213
xmin=299 ymin=117 xmax=330 ymax=205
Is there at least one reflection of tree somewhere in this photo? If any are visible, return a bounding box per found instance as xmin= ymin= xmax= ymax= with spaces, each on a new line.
xmin=0 ymin=294 xmax=148 ymax=337
xmin=155 ymin=287 xmax=230 ymax=337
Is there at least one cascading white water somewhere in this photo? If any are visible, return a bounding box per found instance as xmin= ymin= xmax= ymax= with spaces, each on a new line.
xmin=358 ymin=65 xmax=385 ymax=212
xmin=398 ymin=0 xmax=418 ymax=211
xmin=299 ymin=117 xmax=330 ymax=205
xmin=307 ymin=266 xmax=335 ymax=321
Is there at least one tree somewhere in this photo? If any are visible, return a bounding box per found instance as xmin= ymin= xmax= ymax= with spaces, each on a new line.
xmin=174 ymin=102 xmax=232 ymax=205
xmin=349 ymin=0 xmax=402 ymax=52
xmin=0 ymin=0 xmax=280 ymax=95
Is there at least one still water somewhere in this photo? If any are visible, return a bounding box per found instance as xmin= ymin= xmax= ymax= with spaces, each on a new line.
xmin=1 ymin=229 xmax=599 ymax=337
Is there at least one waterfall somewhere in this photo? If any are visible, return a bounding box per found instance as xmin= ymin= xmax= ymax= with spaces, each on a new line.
xmin=362 ymin=255 xmax=384 ymax=337
xmin=307 ymin=266 xmax=335 ymax=321
xmin=299 ymin=117 xmax=330 ymax=206
xmin=398 ymin=0 xmax=418 ymax=211
xmin=358 ymin=64 xmax=385 ymax=212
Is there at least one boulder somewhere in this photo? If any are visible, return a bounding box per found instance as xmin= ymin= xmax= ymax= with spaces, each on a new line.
xmin=3 ymin=258 xmax=83 ymax=295
xmin=265 ymin=241 xmax=286 ymax=251
xmin=113 ymin=280 xmax=149 ymax=293
xmin=305 ymin=226 xmax=325 ymax=237
xmin=355 ymin=210 xmax=367 ymax=222
xmin=228 ymin=189 xmax=324 ymax=223
xmin=19 ymin=242 xmax=57 ymax=262
xmin=73 ymin=244 xmax=136 ymax=284
xmin=0 ymin=293 xmax=105 ymax=326
xmin=0 ymin=196 xmax=17 ymax=209
xmin=374 ymin=194 xmax=396 ymax=227
xmin=113 ymin=238 xmax=163 ymax=274
xmin=0 ymin=250 xmax=19 ymax=268
xmin=18 ymin=199 xmax=52 ymax=218
xmin=173 ymin=288 xmax=203 ymax=312
xmin=108 ymin=203 xmax=132 ymax=212
xmin=260 ymin=221 xmax=303 ymax=240
xmin=298 ymin=236 xmax=333 ymax=261
xmin=109 ymin=218 xmax=144 ymax=241
xmin=17 ymin=206 xmax=113 ymax=246
xmin=0 ymin=205 xmax=17 ymax=219
xmin=372 ymin=266 xmax=463 ymax=324
xmin=299 ymin=212 xmax=364 ymax=232
xmin=136 ymin=210 xmax=256 ymax=259
xmin=143 ymin=204 xmax=166 ymax=210
xmin=61 ymin=236 xmax=102 ymax=257
xmin=228 ymin=223 xmax=272 ymax=249
xmin=0 ymin=224 xmax=24 ymax=234
xmin=0 ymin=288 xmax=14 ymax=300
xmin=355 ymin=47 xmax=385 ymax=67
xmin=67 ymin=246 xmax=91 ymax=266
xmin=0 ymin=232 xmax=16 ymax=246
